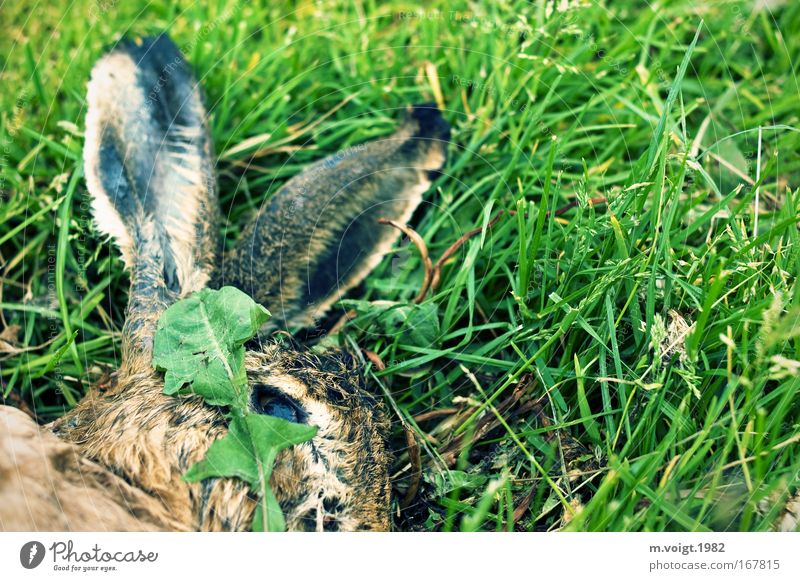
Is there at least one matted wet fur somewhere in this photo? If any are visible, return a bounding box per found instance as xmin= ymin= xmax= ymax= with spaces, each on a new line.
xmin=0 ymin=33 xmax=449 ymax=532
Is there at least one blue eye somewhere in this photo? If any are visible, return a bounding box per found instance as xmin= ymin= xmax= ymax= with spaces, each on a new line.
xmin=263 ymin=399 xmax=299 ymax=422
xmin=251 ymin=384 xmax=306 ymax=423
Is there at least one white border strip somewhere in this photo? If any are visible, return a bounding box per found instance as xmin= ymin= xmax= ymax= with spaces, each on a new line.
xmin=1 ymin=532 xmax=798 ymax=580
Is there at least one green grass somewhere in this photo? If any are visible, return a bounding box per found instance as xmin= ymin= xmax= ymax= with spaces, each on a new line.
xmin=1 ymin=0 xmax=799 ymax=531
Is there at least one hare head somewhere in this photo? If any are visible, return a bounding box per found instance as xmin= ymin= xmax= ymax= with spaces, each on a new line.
xmin=47 ymin=33 xmax=449 ymax=531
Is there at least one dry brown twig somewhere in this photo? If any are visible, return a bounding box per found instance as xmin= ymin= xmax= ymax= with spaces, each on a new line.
xmin=413 ymin=408 xmax=460 ymax=423
xmin=362 ymin=348 xmax=387 ymax=371
xmin=376 ymin=217 xmax=433 ymax=303
xmin=400 ymin=427 xmax=422 ymax=509
xmin=328 ymin=308 xmax=358 ymax=336
xmin=429 ymin=212 xmax=505 ymax=291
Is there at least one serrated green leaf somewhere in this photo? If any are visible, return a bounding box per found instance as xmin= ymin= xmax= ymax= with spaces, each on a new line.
xmin=184 ymin=415 xmax=317 ymax=532
xmin=155 ymin=286 xmax=317 ymax=532
xmin=246 ymin=415 xmax=318 ymax=531
xmin=152 ymin=286 xmax=270 ymax=407
xmin=245 ymin=414 xmax=319 ymax=473
xmin=182 ymin=414 xmax=316 ymax=484
xmin=183 ymin=416 xmax=259 ymax=486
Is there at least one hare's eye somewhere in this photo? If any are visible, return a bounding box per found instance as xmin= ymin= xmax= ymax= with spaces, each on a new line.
xmin=251 ymin=384 xmax=307 ymax=423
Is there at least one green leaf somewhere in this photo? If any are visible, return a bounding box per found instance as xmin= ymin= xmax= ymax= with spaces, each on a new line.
xmin=246 ymin=414 xmax=318 ymax=531
xmin=244 ymin=414 xmax=317 ymax=532
xmin=183 ymin=415 xmax=317 ymax=532
xmin=252 ymin=488 xmax=286 ymax=532
xmin=183 ymin=416 xmax=259 ymax=486
xmin=152 ymin=286 xmax=270 ymax=407
xmin=155 ymin=286 xmax=317 ymax=531
xmin=245 ymin=414 xmax=319 ymax=480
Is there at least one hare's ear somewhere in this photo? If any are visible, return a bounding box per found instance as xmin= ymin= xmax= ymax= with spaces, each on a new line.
xmin=219 ymin=104 xmax=449 ymax=330
xmin=83 ymin=34 xmax=218 ymax=361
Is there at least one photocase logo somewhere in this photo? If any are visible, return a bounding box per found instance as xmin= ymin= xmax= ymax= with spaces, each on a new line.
xmin=19 ymin=541 xmax=46 ymax=569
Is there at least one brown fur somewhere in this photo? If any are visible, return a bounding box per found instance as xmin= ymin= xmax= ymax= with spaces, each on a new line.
xmin=45 ymin=347 xmax=391 ymax=531
xmin=0 ymin=34 xmax=448 ymax=532
xmin=0 ymin=406 xmax=182 ymax=531
xmin=219 ymin=105 xmax=450 ymax=331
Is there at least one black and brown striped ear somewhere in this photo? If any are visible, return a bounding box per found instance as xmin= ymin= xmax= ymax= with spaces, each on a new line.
xmin=218 ymin=104 xmax=450 ymax=331
xmin=84 ymin=33 xmax=218 ymax=297
xmin=83 ymin=33 xmax=219 ymax=362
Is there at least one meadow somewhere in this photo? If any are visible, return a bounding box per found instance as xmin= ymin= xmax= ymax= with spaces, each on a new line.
xmin=1 ymin=0 xmax=799 ymax=531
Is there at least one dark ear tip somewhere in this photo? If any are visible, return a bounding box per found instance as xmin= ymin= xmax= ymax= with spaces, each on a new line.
xmin=110 ymin=32 xmax=187 ymax=72
xmin=406 ymin=102 xmax=451 ymax=143
xmin=114 ymin=32 xmax=177 ymax=51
